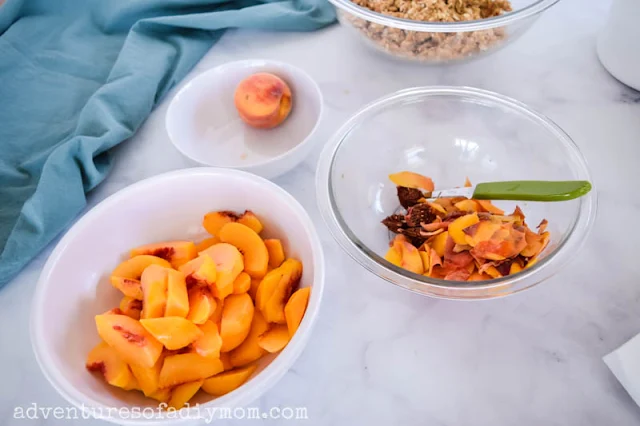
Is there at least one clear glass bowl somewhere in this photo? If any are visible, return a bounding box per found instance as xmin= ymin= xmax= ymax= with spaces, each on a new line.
xmin=331 ymin=0 xmax=559 ymax=64
xmin=316 ymin=87 xmax=597 ymax=300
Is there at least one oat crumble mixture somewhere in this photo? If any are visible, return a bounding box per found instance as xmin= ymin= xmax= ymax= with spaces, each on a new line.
xmin=344 ymin=0 xmax=513 ymax=61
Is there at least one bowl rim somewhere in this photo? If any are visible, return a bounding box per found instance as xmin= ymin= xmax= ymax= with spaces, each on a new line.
xmin=316 ymin=86 xmax=597 ymax=300
xmin=30 ymin=167 xmax=325 ymax=425
xmin=165 ymin=59 xmax=324 ymax=174
xmin=330 ymin=0 xmax=560 ymax=32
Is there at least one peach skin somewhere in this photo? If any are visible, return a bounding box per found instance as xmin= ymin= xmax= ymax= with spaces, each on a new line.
xmin=234 ymin=73 xmax=292 ymax=129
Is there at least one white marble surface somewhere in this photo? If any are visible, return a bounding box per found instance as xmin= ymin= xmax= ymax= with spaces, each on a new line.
xmin=3 ymin=0 xmax=640 ymax=424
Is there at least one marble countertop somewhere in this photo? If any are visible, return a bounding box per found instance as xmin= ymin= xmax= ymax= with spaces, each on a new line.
xmin=3 ymin=0 xmax=640 ymax=424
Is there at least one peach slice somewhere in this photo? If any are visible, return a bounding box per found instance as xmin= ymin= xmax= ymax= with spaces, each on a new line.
xmin=195 ymin=237 xmax=220 ymax=253
xmin=86 ymin=342 xmax=133 ymax=389
xmin=431 ymin=231 xmax=449 ymax=258
xmin=112 ymin=255 xmax=172 ymax=280
xmin=237 ymin=211 xmax=263 ymax=234
xmin=520 ymin=230 xmax=550 ymax=258
xmin=464 ymin=177 xmax=473 ymax=187
xmin=202 ymin=364 xmax=257 ymax=397
xmin=220 ymin=293 xmax=254 ymax=352
xmin=168 ymin=380 xmax=204 ymax=409
xmin=119 ymin=297 xmax=142 ymax=320
xmin=384 ymin=245 xmax=402 ymax=267
xmin=234 ymin=73 xmax=292 ymax=129
xmin=158 ymin=353 xmax=224 ymax=388
xmin=249 ymin=278 xmax=261 ymax=300
xmin=110 ymin=277 xmax=144 ymax=300
xmin=130 ymin=241 xmax=197 ymax=269
xmin=179 ymin=255 xmax=217 ymax=289
xmin=468 ymin=272 xmax=492 ymax=281
xmin=191 ymin=320 xmax=223 ymax=359
xmin=454 ymin=199 xmax=480 ymax=212
xmin=261 ymin=259 xmax=302 ymax=323
xmin=218 ymin=222 xmax=269 ymax=279
xmin=219 ymin=352 xmax=233 ymax=371
xmin=129 ymin=356 xmax=164 ymax=396
xmin=233 ymin=272 xmax=251 ymax=295
xmin=476 ymin=200 xmax=505 ymax=215
xmin=94 ymin=313 xmax=163 ymax=368
xmin=388 ymin=171 xmax=435 ymax=191
xmin=264 ymin=239 xmax=285 ymax=268
xmin=140 ymin=265 xmax=169 ymax=320
xmin=284 ymin=287 xmax=310 ymax=337
xmin=165 ymin=269 xmax=189 ymax=318
xmin=257 ymin=324 xmax=290 ymax=353
xmin=392 ymin=235 xmax=423 ymax=275
xmin=509 ymin=262 xmax=523 ymax=275
xmin=148 ymin=388 xmax=172 ymax=403
xmin=229 ymin=310 xmax=269 ymax=368
xmin=209 ymin=298 xmax=224 ymax=327
xmin=187 ymin=286 xmax=216 ymax=325
xmin=203 ymin=211 xmax=239 ymax=236
xmin=419 ymin=250 xmax=430 ymax=273
xmin=463 ymin=221 xmax=501 ymax=247
xmin=449 ymin=213 xmax=480 ymax=245
xmin=140 ymin=317 xmax=203 ymax=350
xmin=199 ymin=243 xmax=244 ymax=299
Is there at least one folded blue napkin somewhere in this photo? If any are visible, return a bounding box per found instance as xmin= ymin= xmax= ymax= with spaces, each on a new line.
xmin=0 ymin=0 xmax=335 ymax=287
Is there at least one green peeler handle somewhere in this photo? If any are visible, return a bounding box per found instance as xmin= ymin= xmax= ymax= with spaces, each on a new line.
xmin=473 ymin=181 xmax=592 ymax=202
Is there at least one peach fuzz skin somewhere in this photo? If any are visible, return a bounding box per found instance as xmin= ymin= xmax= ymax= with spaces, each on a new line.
xmin=234 ymin=73 xmax=292 ymax=129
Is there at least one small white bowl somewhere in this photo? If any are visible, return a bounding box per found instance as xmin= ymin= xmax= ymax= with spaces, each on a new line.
xmin=30 ymin=168 xmax=325 ymax=425
xmin=166 ymin=60 xmax=323 ymax=179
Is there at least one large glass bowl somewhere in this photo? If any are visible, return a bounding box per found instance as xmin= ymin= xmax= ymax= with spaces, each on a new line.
xmin=331 ymin=0 xmax=559 ymax=64
xmin=316 ymin=87 xmax=596 ymax=300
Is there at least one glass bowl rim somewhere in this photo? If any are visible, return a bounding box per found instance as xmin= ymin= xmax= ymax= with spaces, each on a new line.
xmin=316 ymin=86 xmax=597 ymax=300
xmin=330 ymin=0 xmax=560 ymax=32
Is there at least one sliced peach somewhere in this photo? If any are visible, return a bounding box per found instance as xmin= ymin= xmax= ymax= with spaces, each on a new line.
xmin=521 ymin=230 xmax=550 ymax=258
xmin=384 ymin=245 xmax=402 ymax=267
xmin=179 ymin=255 xmax=217 ymax=289
xmin=165 ymin=269 xmax=189 ymax=318
xmin=192 ymin=320 xmax=222 ymax=359
xmin=464 ymin=177 xmax=473 ymax=187
xmin=140 ymin=265 xmax=168 ymax=320
xmin=258 ymin=324 xmax=290 ymax=353
xmin=209 ymin=298 xmax=224 ymax=327
xmin=218 ymin=222 xmax=269 ymax=279
xmin=140 ymin=317 xmax=203 ymax=350
xmin=233 ymin=272 xmax=251 ymax=294
xmin=389 ymin=171 xmax=435 ymax=191
xmin=94 ymin=314 xmax=163 ymax=368
xmin=468 ymin=272 xmax=492 ymax=281
xmin=419 ymin=250 xmax=431 ymax=273
xmin=229 ymin=311 xmax=269 ymax=367
xmin=202 ymin=364 xmax=257 ymax=397
xmin=237 ymin=211 xmax=263 ymax=234
xmin=148 ymin=388 xmax=171 ymax=403
xmin=220 ymin=293 xmax=254 ymax=352
xmin=129 ymin=356 xmax=164 ymax=396
xmin=509 ymin=262 xmax=523 ymax=274
xmin=112 ymin=255 xmax=171 ymax=280
xmin=463 ymin=221 xmax=501 ymax=247
xmin=234 ymin=73 xmax=292 ymax=129
xmin=199 ymin=243 xmax=244 ymax=299
xmin=249 ymin=278 xmax=261 ymax=300
xmin=430 ymin=231 xmax=449 ymax=258
xmin=130 ymin=241 xmax=197 ymax=269
xmin=158 ymin=353 xmax=224 ymax=388
xmin=119 ymin=297 xmax=142 ymax=320
xmin=195 ymin=236 xmax=221 ymax=253
xmin=392 ymin=235 xmax=423 ymax=275
xmin=454 ymin=199 xmax=480 ymax=212
xmin=110 ymin=277 xmax=144 ymax=300
xmin=449 ymin=213 xmax=480 ymax=245
xmin=426 ymin=200 xmax=447 ymax=215
xmin=284 ymin=287 xmax=310 ymax=337
xmin=255 ymin=269 xmax=282 ymax=315
xmin=264 ymin=239 xmax=285 ymax=269
xmin=86 ymin=342 xmax=133 ymax=389
xmin=219 ymin=352 xmax=233 ymax=371
xmin=262 ymin=259 xmax=302 ymax=323
xmin=476 ymin=200 xmax=504 ymax=215
xmin=187 ymin=286 xmax=216 ymax=325
xmin=428 ymin=249 xmax=442 ymax=277
xmin=168 ymin=380 xmax=204 ymax=409
xmin=203 ymin=211 xmax=239 ymax=236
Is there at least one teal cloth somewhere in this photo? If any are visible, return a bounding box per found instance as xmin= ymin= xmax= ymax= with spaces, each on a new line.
xmin=0 ymin=0 xmax=335 ymax=286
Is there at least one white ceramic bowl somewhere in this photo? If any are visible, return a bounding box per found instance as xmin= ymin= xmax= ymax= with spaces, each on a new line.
xmin=30 ymin=168 xmax=325 ymax=425
xmin=166 ymin=60 xmax=324 ymax=179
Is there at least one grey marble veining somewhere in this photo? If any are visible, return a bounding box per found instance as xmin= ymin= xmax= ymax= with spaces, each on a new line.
xmin=3 ymin=0 xmax=640 ymax=424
